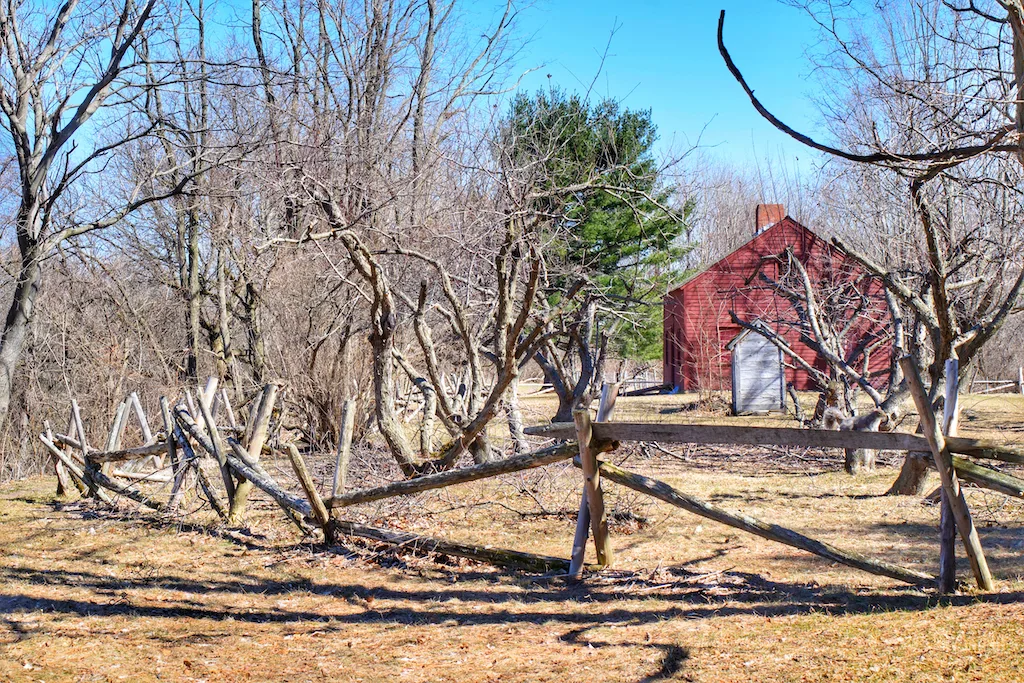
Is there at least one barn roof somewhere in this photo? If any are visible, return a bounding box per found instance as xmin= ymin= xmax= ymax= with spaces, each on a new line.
xmin=666 ymin=215 xmax=837 ymax=296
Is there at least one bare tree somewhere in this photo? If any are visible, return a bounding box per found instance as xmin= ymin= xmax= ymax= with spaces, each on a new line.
xmin=719 ymin=2 xmax=1024 ymax=493
xmin=0 ymin=0 xmax=202 ymax=428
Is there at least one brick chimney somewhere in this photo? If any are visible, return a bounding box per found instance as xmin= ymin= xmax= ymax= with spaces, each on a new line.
xmin=755 ymin=204 xmax=785 ymax=235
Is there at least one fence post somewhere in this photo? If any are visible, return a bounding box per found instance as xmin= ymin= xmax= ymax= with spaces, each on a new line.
xmin=568 ymin=383 xmax=619 ymax=578
xmin=161 ymin=397 xmax=186 ymax=513
xmin=228 ymin=384 xmax=278 ymax=525
xmin=1018 ymin=366 xmax=1023 ymax=395
xmin=573 ymin=398 xmax=614 ymax=571
xmin=901 ymin=356 xmax=993 ymax=591
xmin=332 ymin=399 xmax=356 ymax=499
xmin=938 ymin=358 xmax=959 ymax=593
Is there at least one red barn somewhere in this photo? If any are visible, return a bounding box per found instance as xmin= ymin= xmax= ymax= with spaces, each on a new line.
xmin=663 ymin=205 xmax=892 ymax=392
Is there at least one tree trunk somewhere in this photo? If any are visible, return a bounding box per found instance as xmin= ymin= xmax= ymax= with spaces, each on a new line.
xmin=886 ymin=452 xmax=931 ymax=495
xmin=215 ymin=246 xmax=238 ymax=390
xmin=535 ymin=350 xmax=574 ymax=423
xmin=505 ymin=375 xmax=529 ymax=454
xmin=0 ymin=249 xmax=43 ymax=428
xmin=551 ymin=391 xmax=573 ymax=423
xmin=244 ymin=281 xmax=267 ymax=384
xmin=886 ymin=386 xmax=941 ymax=495
xmin=185 ymin=204 xmax=202 ymax=382
xmin=370 ymin=316 xmax=418 ymax=477
xmin=468 ymin=434 xmax=494 ymax=465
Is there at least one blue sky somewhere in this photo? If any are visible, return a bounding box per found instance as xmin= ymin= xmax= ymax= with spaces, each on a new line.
xmin=209 ymin=0 xmax=829 ymax=169
xmin=509 ymin=0 xmax=828 ymax=169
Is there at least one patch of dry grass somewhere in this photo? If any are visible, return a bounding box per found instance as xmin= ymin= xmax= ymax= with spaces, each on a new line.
xmin=3 ymin=393 xmax=1024 ymax=681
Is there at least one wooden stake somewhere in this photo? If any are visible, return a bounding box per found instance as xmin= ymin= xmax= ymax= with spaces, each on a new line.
xmin=174 ymin=425 xmax=227 ymax=521
xmin=129 ymin=392 xmax=154 ymax=443
xmin=574 ymin=408 xmax=612 ymax=568
xmin=101 ymin=400 xmax=128 ymax=476
xmin=174 ymin=407 xmax=216 ymax=455
xmin=285 ymin=443 xmax=331 ymax=536
xmin=44 ymin=420 xmax=74 ymax=496
xmin=201 ymin=377 xmax=219 ymax=420
xmin=224 ymin=440 xmax=313 ymax=528
xmin=196 ymin=390 xmax=236 ymax=501
xmin=220 ymin=388 xmax=238 ymax=429
xmin=331 ymin=399 xmax=356 ymax=499
xmin=106 ymin=401 xmax=128 ymax=451
xmin=70 ymin=400 xmax=100 ymax=498
xmin=185 ymin=391 xmax=199 ymax=424
xmin=901 ymin=357 xmax=993 ymax=591
xmin=228 ymin=383 xmax=277 ymax=524
xmin=161 ymin=397 xmax=186 ymax=512
xmin=45 ymin=420 xmax=85 ymax=496
xmin=938 ymin=358 xmax=959 ymax=593
xmin=569 ymin=383 xmax=620 ymax=579
xmin=39 ymin=435 xmax=112 ymax=505
xmin=49 ymin=423 xmax=165 ymax=510
xmin=596 ymin=460 xmax=934 ymax=586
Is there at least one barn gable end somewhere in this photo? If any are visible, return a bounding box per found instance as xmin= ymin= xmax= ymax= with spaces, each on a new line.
xmin=663 ymin=208 xmax=892 ymax=393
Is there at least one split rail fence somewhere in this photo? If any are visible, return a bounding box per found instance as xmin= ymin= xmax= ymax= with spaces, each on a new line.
xmin=40 ymin=358 xmax=1024 ymax=593
xmin=969 ymin=367 xmax=1024 ymax=395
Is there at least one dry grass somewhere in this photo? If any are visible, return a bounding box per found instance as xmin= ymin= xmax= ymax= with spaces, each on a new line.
xmin=3 ymin=393 xmax=1024 ymax=682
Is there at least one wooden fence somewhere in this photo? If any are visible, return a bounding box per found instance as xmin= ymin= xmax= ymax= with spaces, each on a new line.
xmin=39 ymin=360 xmax=1024 ymax=594
xmin=969 ymin=367 xmax=1024 ymax=395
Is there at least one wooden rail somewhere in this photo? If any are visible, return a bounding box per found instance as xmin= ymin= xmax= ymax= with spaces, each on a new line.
xmin=595 ymin=460 xmax=935 ymax=586
xmin=525 ymin=422 xmax=1024 ymax=465
xmin=52 ymin=435 xmax=169 ymax=462
xmin=324 ymin=440 xmax=614 ymax=509
xmin=902 ymin=358 xmax=993 ymax=590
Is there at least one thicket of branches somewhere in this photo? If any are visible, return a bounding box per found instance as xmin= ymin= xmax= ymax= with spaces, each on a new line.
xmin=2 ymin=0 xmax=1023 ymax=487
xmin=719 ymin=0 xmax=1024 ymax=491
xmin=0 ymin=0 xmax=693 ymax=481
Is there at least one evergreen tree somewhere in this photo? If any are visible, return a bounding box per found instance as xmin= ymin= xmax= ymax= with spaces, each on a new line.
xmin=504 ymin=89 xmax=692 ymax=360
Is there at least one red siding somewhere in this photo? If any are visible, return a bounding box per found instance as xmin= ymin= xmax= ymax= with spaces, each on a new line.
xmin=663 ymin=218 xmax=892 ymax=392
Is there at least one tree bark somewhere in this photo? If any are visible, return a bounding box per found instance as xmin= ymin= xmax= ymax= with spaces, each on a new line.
xmin=243 ymin=281 xmax=268 ymax=384
xmin=468 ymin=434 xmax=494 ymax=465
xmin=0 ymin=244 xmax=43 ymax=427
xmin=184 ymin=205 xmax=202 ymax=382
xmin=887 ymin=452 xmax=932 ymax=496
xmin=505 ymin=375 xmax=530 ymax=454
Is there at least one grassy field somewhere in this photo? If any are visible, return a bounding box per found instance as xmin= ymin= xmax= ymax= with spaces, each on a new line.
xmin=2 ymin=393 xmax=1024 ymax=682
